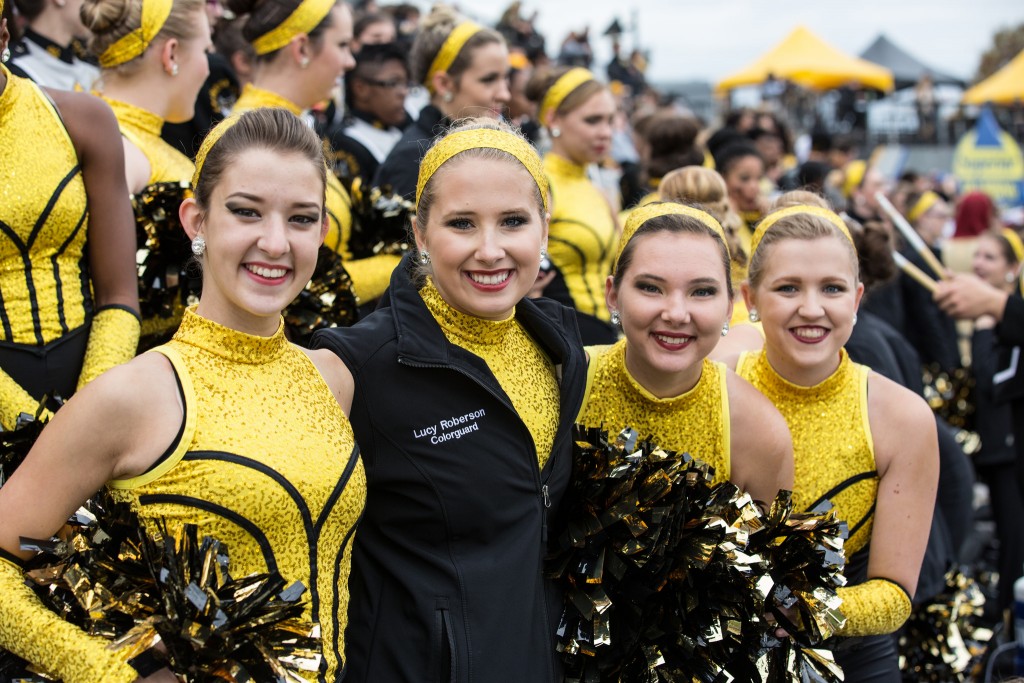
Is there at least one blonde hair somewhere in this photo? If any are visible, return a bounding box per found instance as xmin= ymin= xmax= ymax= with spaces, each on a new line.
xmin=659 ymin=166 xmax=746 ymax=267
xmin=747 ymin=208 xmax=858 ymax=288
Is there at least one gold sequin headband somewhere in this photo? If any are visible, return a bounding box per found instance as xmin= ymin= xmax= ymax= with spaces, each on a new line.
xmin=615 ymin=203 xmax=729 ymax=273
xmin=416 ymin=128 xmax=549 ymax=214
xmin=98 ymin=0 xmax=174 ymax=68
xmin=842 ymin=159 xmax=866 ymax=199
xmin=191 ymin=113 xmax=242 ymax=189
xmin=907 ymin=190 xmax=940 ymax=223
xmin=424 ymin=20 xmax=483 ymax=93
xmin=1002 ymin=228 xmax=1024 ymax=264
xmin=539 ymin=67 xmax=595 ymax=124
xmin=750 ymin=205 xmax=853 ymax=259
xmin=251 ymin=0 xmax=334 ymax=56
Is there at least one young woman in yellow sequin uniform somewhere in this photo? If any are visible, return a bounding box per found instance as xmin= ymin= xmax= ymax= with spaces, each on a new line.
xmin=313 ymin=119 xmax=587 ymax=682
xmin=527 ymin=66 xmax=619 ymax=344
xmin=578 ymin=202 xmax=792 ymax=504
xmin=0 ymin=4 xmax=139 ymax=430
xmin=0 ymin=109 xmax=366 ymax=683
xmin=734 ymin=205 xmax=938 ymax=683
xmin=81 ymin=0 xmax=211 ymax=346
xmin=228 ymin=0 xmax=399 ymax=306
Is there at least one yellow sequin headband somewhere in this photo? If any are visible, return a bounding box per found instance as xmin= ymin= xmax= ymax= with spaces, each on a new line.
xmin=1002 ymin=228 xmax=1024 ymax=264
xmin=539 ymin=67 xmax=595 ymax=124
xmin=750 ymin=205 xmax=853 ymax=259
xmin=98 ymin=0 xmax=174 ymax=68
xmin=251 ymin=0 xmax=334 ymax=56
xmin=424 ymin=20 xmax=483 ymax=93
xmin=907 ymin=190 xmax=940 ymax=223
xmin=416 ymin=128 xmax=549 ymax=214
xmin=615 ymin=203 xmax=729 ymax=273
xmin=842 ymin=159 xmax=867 ymax=199
xmin=191 ymin=113 xmax=243 ymax=189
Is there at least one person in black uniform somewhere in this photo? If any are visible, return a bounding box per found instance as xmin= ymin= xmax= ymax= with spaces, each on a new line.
xmin=313 ymin=117 xmax=587 ymax=682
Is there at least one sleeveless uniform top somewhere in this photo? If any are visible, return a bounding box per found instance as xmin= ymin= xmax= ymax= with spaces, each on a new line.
xmin=108 ymin=307 xmax=367 ymax=680
xmin=419 ymin=278 xmax=559 ymax=468
xmin=102 ymin=97 xmax=194 ymax=185
xmin=579 ymin=340 xmax=732 ymax=484
xmin=543 ymin=153 xmax=617 ymax=322
xmin=233 ymin=84 xmax=399 ymax=303
xmin=737 ymin=348 xmax=877 ymax=554
xmin=0 ymin=66 xmax=91 ymax=346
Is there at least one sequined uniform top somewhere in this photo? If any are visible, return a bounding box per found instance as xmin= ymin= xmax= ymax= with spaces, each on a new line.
xmin=108 ymin=307 xmax=367 ymax=680
xmin=233 ymin=85 xmax=400 ymax=303
xmin=579 ymin=340 xmax=731 ymax=483
xmin=102 ymin=97 xmax=194 ymax=185
xmin=0 ymin=66 xmax=92 ymax=346
xmin=420 ymin=278 xmax=559 ymax=468
xmin=737 ymin=349 xmax=877 ymax=555
xmin=543 ymin=153 xmax=617 ymax=323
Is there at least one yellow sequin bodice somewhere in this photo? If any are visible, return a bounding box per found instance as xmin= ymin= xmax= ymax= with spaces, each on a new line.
xmin=420 ymin=279 xmax=559 ymax=467
xmin=579 ymin=340 xmax=732 ymax=483
xmin=233 ymin=85 xmax=399 ymax=301
xmin=108 ymin=307 xmax=366 ymax=678
xmin=0 ymin=67 xmax=91 ymax=345
xmin=544 ymin=153 xmax=617 ymax=321
xmin=103 ymin=97 xmax=194 ymax=185
xmin=737 ymin=349 xmax=876 ymax=554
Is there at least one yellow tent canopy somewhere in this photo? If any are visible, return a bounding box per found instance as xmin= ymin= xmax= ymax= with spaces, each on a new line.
xmin=716 ymin=26 xmax=894 ymax=93
xmin=962 ymin=48 xmax=1024 ymax=105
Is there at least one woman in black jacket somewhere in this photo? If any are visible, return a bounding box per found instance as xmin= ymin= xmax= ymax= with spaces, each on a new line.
xmin=313 ymin=118 xmax=586 ymax=682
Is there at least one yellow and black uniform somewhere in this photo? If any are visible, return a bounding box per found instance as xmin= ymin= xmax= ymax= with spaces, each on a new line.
xmin=420 ymin=278 xmax=560 ymax=467
xmin=544 ymin=152 xmax=618 ymax=344
xmin=580 ymin=340 xmax=731 ymax=483
xmin=738 ymin=348 xmax=912 ymax=676
xmin=104 ymin=97 xmax=194 ymax=185
xmin=0 ymin=307 xmax=366 ymax=681
xmin=234 ymin=85 xmax=400 ymax=303
xmin=0 ymin=66 xmax=105 ymax=427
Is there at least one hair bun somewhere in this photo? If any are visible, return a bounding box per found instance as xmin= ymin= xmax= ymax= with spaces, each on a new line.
xmin=80 ymin=0 xmax=132 ymax=36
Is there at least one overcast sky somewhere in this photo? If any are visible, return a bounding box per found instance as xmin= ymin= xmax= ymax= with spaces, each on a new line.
xmin=448 ymin=0 xmax=1022 ymax=86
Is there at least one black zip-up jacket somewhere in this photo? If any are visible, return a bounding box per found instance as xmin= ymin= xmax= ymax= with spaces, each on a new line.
xmin=312 ymin=261 xmax=586 ymax=682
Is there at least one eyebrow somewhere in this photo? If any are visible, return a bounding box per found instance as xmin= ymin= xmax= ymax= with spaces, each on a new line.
xmin=226 ymin=192 xmax=321 ymax=210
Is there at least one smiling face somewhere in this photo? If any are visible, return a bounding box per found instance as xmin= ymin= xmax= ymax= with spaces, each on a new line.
xmin=745 ymin=235 xmax=864 ymax=386
xmin=550 ymin=88 xmax=615 ymax=165
xmin=446 ymin=41 xmax=511 ymax=119
xmin=608 ymin=231 xmax=733 ymax=398
xmin=414 ymin=155 xmax=547 ymax=321
xmin=183 ymin=147 xmax=327 ymax=335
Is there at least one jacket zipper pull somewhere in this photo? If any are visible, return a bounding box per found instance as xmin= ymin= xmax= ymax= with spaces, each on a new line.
xmin=542 ymin=484 xmax=551 ymax=509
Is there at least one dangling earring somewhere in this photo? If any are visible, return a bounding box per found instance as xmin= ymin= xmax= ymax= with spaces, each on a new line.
xmin=748 ymin=308 xmax=759 ymax=323
xmin=419 ymin=250 xmax=430 ymax=265
xmin=191 ymin=236 xmax=206 ymax=256
xmin=1 ymin=48 xmax=10 ymax=63
xmin=550 ymin=127 xmax=561 ymax=138
xmin=442 ymin=92 xmax=453 ymax=103
xmin=610 ymin=310 xmax=621 ymax=326
xmin=721 ymin=322 xmax=730 ymax=337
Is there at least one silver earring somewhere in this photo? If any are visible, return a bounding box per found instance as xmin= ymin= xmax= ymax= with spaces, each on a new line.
xmin=721 ymin=322 xmax=730 ymax=337
xmin=540 ymin=248 xmax=547 ymax=260
xmin=610 ymin=310 xmax=620 ymax=326
xmin=852 ymin=313 xmax=858 ymax=325
xmin=442 ymin=92 xmax=453 ymax=103
xmin=419 ymin=250 xmax=430 ymax=265
xmin=748 ymin=308 xmax=759 ymax=323
xmin=191 ymin=236 xmax=206 ymax=256
xmin=550 ymin=127 xmax=561 ymax=138
xmin=300 ymin=57 xmax=310 ymax=69
xmin=1 ymin=48 xmax=10 ymax=63
xmin=1006 ymin=272 xmax=1016 ymax=284
xmin=170 ymin=63 xmax=179 ymax=76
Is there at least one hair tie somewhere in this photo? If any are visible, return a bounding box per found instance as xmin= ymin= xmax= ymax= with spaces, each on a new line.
xmin=539 ymin=67 xmax=595 ymax=124
xmin=251 ymin=0 xmax=335 ymax=56
xmin=98 ymin=0 xmax=174 ymax=68
xmin=616 ymin=203 xmax=729 ymax=273
xmin=907 ymin=191 xmax=940 ymax=224
xmin=750 ymin=205 xmax=853 ymax=259
xmin=416 ymin=128 xmax=548 ymax=214
xmin=424 ymin=21 xmax=483 ymax=92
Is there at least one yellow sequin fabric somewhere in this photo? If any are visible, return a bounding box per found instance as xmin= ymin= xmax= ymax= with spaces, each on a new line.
xmin=544 ymin=152 xmax=617 ymax=321
xmin=419 ymin=279 xmax=559 ymax=468
xmin=424 ymin=20 xmax=483 ymax=92
xmin=737 ymin=349 xmax=877 ymax=555
xmin=103 ymin=97 xmax=194 ymax=185
xmin=108 ymin=307 xmax=367 ymax=678
xmin=539 ymin=67 xmax=594 ymax=124
xmin=233 ymin=86 xmax=399 ymax=302
xmin=836 ymin=578 xmax=912 ymax=636
xmin=750 ymin=205 xmax=852 ymax=260
xmin=615 ymin=202 xmax=728 ymax=273
xmin=97 ymin=0 xmax=173 ymax=68
xmin=251 ymin=0 xmax=334 ymax=56
xmin=0 ymin=67 xmax=90 ymax=345
xmin=579 ymin=340 xmax=732 ymax=484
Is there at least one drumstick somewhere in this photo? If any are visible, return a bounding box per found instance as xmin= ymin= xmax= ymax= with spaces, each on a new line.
xmin=875 ymin=192 xmax=948 ymax=280
xmin=892 ymin=251 xmax=938 ymax=293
